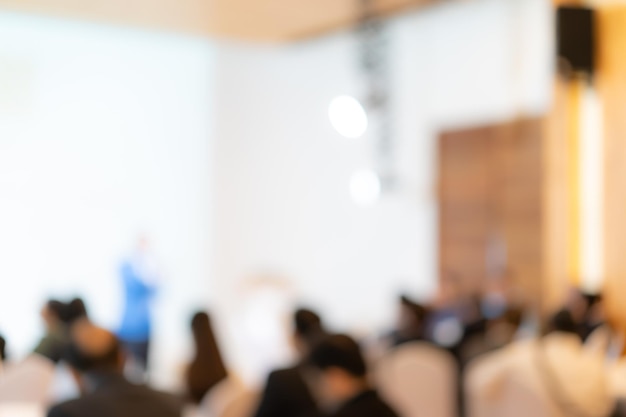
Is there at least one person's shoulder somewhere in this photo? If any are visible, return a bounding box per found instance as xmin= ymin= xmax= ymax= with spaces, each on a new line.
xmin=268 ymin=366 xmax=301 ymax=382
xmin=336 ymin=391 xmax=398 ymax=417
xmin=48 ymin=397 xmax=87 ymax=417
xmin=134 ymin=384 xmax=184 ymax=407
xmin=367 ymin=391 xmax=399 ymax=417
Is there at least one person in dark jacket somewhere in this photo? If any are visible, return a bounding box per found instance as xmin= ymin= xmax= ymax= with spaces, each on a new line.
xmin=185 ymin=311 xmax=228 ymax=404
xmin=252 ymin=308 xmax=326 ymax=417
xmin=47 ymin=319 xmax=182 ymax=417
xmin=308 ymin=334 xmax=398 ymax=417
xmin=34 ymin=299 xmax=71 ymax=363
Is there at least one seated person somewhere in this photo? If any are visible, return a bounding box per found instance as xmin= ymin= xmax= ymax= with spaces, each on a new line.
xmin=185 ymin=311 xmax=228 ymax=404
xmin=307 ymin=334 xmax=398 ymax=417
xmin=252 ymin=308 xmax=326 ymax=417
xmin=34 ymin=300 xmax=71 ymax=363
xmin=48 ymin=319 xmax=183 ymax=417
xmin=388 ymin=295 xmax=429 ymax=347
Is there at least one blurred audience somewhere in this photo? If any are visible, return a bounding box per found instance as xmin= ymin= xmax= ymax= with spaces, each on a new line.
xmin=1 ymin=281 xmax=623 ymax=417
xmin=48 ymin=319 xmax=182 ymax=417
xmin=185 ymin=311 xmax=228 ymax=404
xmin=252 ymin=308 xmax=325 ymax=417
xmin=307 ymin=334 xmax=398 ymax=417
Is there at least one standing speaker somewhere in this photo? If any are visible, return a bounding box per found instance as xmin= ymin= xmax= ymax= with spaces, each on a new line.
xmin=557 ymin=6 xmax=595 ymax=76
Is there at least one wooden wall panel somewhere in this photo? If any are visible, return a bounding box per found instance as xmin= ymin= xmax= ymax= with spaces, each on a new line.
xmin=439 ymin=127 xmax=491 ymax=295
xmin=598 ymin=6 xmax=626 ymax=329
xmin=439 ymin=119 xmax=544 ymax=303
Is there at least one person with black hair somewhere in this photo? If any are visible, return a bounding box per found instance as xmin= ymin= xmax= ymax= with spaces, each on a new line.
xmin=67 ymin=298 xmax=89 ymax=325
xmin=47 ymin=319 xmax=182 ymax=417
xmin=389 ymin=294 xmax=429 ymax=347
xmin=0 ymin=333 xmax=6 ymax=363
xmin=185 ymin=311 xmax=228 ymax=404
xmin=34 ymin=299 xmax=71 ymax=363
xmin=252 ymin=308 xmax=326 ymax=417
xmin=307 ymin=334 xmax=398 ymax=417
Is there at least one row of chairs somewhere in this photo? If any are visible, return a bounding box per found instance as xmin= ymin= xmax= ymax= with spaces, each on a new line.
xmin=0 ymin=355 xmax=257 ymax=417
xmin=0 ymin=341 xmax=607 ymax=417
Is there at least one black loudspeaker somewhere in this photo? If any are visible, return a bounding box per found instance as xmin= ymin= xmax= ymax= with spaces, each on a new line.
xmin=557 ymin=6 xmax=595 ymax=76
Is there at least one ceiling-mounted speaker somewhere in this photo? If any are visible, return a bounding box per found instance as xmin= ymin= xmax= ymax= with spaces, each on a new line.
xmin=557 ymin=6 xmax=595 ymax=77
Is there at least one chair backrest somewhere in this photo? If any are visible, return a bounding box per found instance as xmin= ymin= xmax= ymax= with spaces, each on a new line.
xmin=376 ymin=342 xmax=457 ymax=417
xmin=0 ymin=355 xmax=56 ymax=405
xmin=465 ymin=344 xmax=572 ymax=417
xmin=48 ymin=362 xmax=80 ymax=404
xmin=198 ymin=376 xmax=258 ymax=417
xmin=466 ymin=359 xmax=560 ymax=417
xmin=0 ymin=403 xmax=45 ymax=417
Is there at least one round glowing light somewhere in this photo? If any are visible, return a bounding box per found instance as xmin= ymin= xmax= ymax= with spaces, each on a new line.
xmin=350 ymin=170 xmax=381 ymax=206
xmin=328 ymin=95 xmax=368 ymax=139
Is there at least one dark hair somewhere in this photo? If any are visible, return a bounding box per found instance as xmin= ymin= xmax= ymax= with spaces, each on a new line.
xmin=583 ymin=293 xmax=602 ymax=309
xmin=548 ymin=309 xmax=579 ymax=336
xmin=187 ymin=311 xmax=228 ymax=404
xmin=294 ymin=309 xmax=323 ymax=337
xmin=64 ymin=328 xmax=121 ymax=372
xmin=400 ymin=295 xmax=428 ymax=323
xmin=66 ymin=298 xmax=88 ymax=324
xmin=309 ymin=334 xmax=367 ymax=378
xmin=47 ymin=300 xmax=71 ymax=323
xmin=502 ymin=308 xmax=524 ymax=328
xmin=0 ymin=334 xmax=6 ymax=361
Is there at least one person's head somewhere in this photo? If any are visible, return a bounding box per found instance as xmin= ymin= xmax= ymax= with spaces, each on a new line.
xmin=307 ymin=334 xmax=369 ymax=409
xmin=486 ymin=307 xmax=524 ymax=345
xmin=398 ymin=295 xmax=428 ymax=336
xmin=188 ymin=311 xmax=228 ymax=401
xmin=293 ymin=308 xmax=325 ymax=356
xmin=0 ymin=334 xmax=6 ymax=362
xmin=64 ymin=319 xmax=125 ymax=385
xmin=191 ymin=311 xmax=224 ymax=361
xmin=585 ymin=293 xmax=605 ymax=324
xmin=66 ymin=298 xmax=89 ymax=325
xmin=41 ymin=299 xmax=69 ymax=330
xmin=546 ymin=309 xmax=579 ymax=336
xmin=565 ymin=288 xmax=590 ymax=323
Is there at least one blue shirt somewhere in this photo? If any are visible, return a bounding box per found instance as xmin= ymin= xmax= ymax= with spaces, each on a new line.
xmin=117 ymin=259 xmax=157 ymax=342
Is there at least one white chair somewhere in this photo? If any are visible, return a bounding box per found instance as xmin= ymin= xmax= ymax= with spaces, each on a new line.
xmin=0 ymin=355 xmax=55 ymax=406
xmin=376 ymin=342 xmax=457 ymax=417
xmin=197 ymin=376 xmax=258 ymax=417
xmin=0 ymin=403 xmax=45 ymax=417
xmin=465 ymin=337 xmax=614 ymax=417
xmin=465 ymin=350 xmax=560 ymax=417
xmin=47 ymin=362 xmax=80 ymax=404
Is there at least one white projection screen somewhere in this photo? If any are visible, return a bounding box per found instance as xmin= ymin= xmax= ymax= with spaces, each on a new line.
xmin=0 ymin=11 xmax=214 ymax=387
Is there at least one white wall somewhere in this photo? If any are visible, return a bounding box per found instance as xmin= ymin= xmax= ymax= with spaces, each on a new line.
xmin=0 ymin=11 xmax=214 ymax=387
xmin=0 ymin=0 xmax=554 ymax=388
xmin=212 ymin=0 xmax=552 ymax=382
